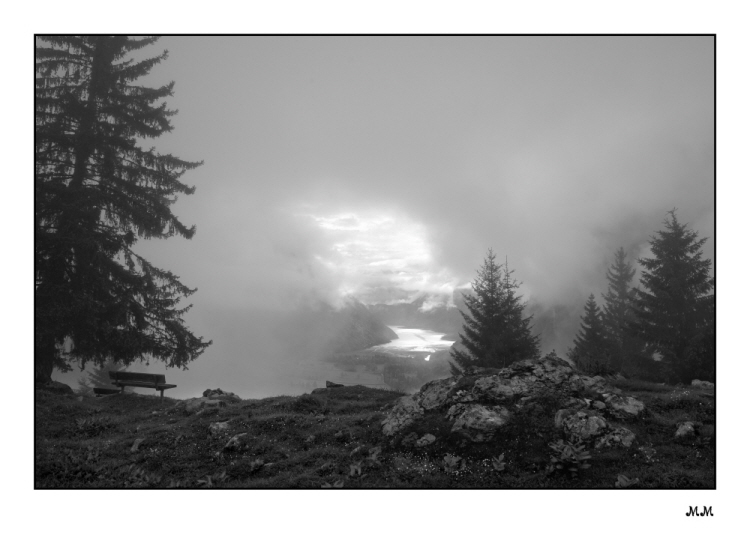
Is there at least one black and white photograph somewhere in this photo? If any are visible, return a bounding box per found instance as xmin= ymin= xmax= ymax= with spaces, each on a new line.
xmin=20 ymin=8 xmax=742 ymax=533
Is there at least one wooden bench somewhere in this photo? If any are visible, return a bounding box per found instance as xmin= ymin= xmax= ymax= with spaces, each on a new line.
xmin=109 ymin=371 xmax=176 ymax=401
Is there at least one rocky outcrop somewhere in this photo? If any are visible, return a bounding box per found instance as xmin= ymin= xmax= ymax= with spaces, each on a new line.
xmin=181 ymin=388 xmax=242 ymax=415
xmin=203 ymin=388 xmax=242 ymax=402
xmin=381 ymin=352 xmax=643 ymax=449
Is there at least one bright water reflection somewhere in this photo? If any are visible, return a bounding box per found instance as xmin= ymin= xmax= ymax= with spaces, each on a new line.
xmin=374 ymin=326 xmax=455 ymax=354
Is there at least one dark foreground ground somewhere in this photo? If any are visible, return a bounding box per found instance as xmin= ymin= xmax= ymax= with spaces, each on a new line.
xmin=35 ymin=378 xmax=715 ymax=488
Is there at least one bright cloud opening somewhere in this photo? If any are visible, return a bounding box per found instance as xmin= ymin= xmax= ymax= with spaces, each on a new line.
xmin=304 ymin=210 xmax=460 ymax=305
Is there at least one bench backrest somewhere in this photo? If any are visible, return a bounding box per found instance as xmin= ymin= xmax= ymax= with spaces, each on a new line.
xmin=109 ymin=371 xmax=167 ymax=385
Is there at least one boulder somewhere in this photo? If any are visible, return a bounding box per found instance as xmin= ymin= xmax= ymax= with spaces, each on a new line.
xmin=382 ymin=396 xmax=424 ymax=436
xmin=579 ymin=375 xmax=609 ymax=394
xmin=691 ymin=380 xmax=715 ymax=390
xmin=449 ymin=404 xmax=512 ymax=442
xmin=603 ymin=394 xmax=645 ymax=419
xmin=202 ymin=388 xmax=242 ymax=403
xmin=675 ymin=421 xmax=697 ymax=439
xmin=209 ymin=421 xmax=230 ymax=436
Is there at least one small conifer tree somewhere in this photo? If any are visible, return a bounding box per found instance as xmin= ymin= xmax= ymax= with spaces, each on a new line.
xmin=568 ymin=294 xmax=612 ymax=375
xmin=632 ymin=210 xmax=714 ymax=383
xmin=451 ymin=250 xmax=540 ymax=373
xmin=601 ymin=247 xmax=648 ymax=374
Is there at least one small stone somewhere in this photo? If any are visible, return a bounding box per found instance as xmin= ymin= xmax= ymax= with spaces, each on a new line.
xmin=131 ymin=438 xmax=145 ymax=453
xmin=224 ymin=433 xmax=247 ymax=451
xmin=675 ymin=421 xmax=697 ymax=439
xmin=319 ymin=461 xmax=335 ymax=473
xmin=415 ymin=434 xmax=436 ymax=447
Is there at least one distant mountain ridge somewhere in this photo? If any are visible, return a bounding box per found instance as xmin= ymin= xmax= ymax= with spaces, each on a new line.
xmin=324 ymin=298 xmax=398 ymax=353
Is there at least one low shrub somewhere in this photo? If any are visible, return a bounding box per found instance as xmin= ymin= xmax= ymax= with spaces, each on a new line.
xmin=546 ymin=440 xmax=591 ymax=478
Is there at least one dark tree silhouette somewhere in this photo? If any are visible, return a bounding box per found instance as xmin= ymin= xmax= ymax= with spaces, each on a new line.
xmin=451 ymin=250 xmax=539 ymax=373
xmin=601 ymin=247 xmax=648 ymax=375
xmin=35 ymin=36 xmax=211 ymax=383
xmin=568 ymin=294 xmax=612 ymax=375
xmin=632 ymin=210 xmax=714 ymax=383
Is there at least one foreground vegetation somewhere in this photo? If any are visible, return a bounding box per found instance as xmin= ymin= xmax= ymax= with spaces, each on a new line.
xmin=35 ymin=378 xmax=714 ymax=488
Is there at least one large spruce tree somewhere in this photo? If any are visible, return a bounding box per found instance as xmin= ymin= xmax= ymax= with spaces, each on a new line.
xmin=601 ymin=247 xmax=647 ymax=374
xmin=568 ymin=294 xmax=612 ymax=375
xmin=35 ymin=36 xmax=211 ymax=383
xmin=450 ymin=250 xmax=540 ymax=373
xmin=632 ymin=210 xmax=714 ymax=383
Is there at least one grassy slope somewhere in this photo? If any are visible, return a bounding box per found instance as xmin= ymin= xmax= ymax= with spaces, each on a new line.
xmin=35 ymin=379 xmax=715 ymax=488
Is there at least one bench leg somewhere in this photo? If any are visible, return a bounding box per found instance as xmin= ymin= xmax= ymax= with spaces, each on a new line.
xmin=160 ymin=389 xmax=164 ymax=402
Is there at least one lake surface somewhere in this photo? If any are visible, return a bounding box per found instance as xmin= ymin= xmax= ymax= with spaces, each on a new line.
xmin=373 ymin=326 xmax=455 ymax=358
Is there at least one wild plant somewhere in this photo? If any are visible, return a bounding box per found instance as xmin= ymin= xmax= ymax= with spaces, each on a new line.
xmin=443 ymin=454 xmax=464 ymax=473
xmin=491 ymin=453 xmax=507 ymax=472
xmin=546 ymin=439 xmax=591 ymax=477
xmin=615 ymin=474 xmax=640 ymax=488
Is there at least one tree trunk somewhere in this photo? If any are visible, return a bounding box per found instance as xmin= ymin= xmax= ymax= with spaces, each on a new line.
xmin=35 ymin=336 xmax=56 ymax=384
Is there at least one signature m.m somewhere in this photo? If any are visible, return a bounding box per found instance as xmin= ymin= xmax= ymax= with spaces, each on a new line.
xmin=686 ymin=506 xmax=713 ymax=517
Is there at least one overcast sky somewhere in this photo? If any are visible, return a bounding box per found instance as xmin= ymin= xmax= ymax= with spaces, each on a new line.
xmin=51 ymin=36 xmax=714 ymax=397
xmin=134 ymin=36 xmax=713 ymax=306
